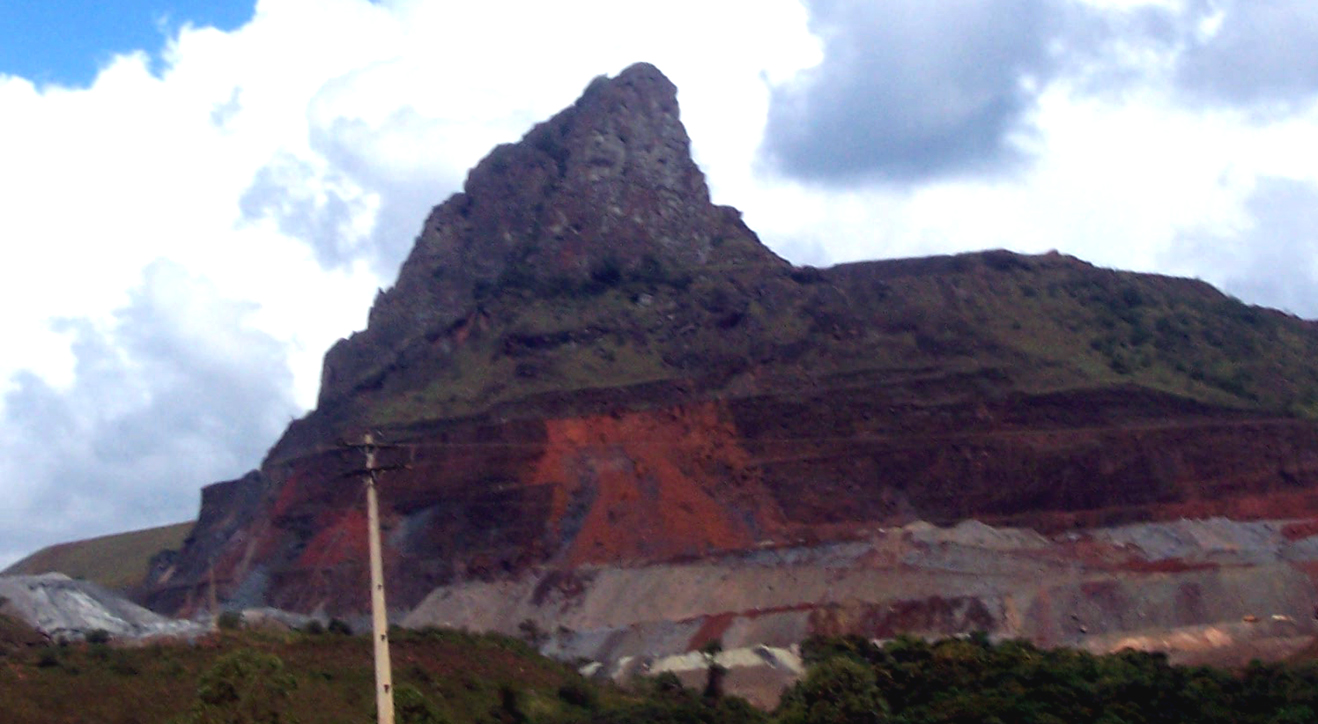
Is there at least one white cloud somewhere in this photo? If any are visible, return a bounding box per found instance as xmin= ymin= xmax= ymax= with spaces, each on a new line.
xmin=0 ymin=260 xmax=298 ymax=565
xmin=739 ymin=0 xmax=1318 ymax=283
xmin=1166 ymin=177 xmax=1318 ymax=318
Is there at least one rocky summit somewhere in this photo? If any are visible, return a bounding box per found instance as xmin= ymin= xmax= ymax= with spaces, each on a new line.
xmin=141 ymin=64 xmax=1318 ymax=672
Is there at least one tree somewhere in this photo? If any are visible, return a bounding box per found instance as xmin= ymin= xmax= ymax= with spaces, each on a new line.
xmin=700 ymin=639 xmax=727 ymax=702
xmin=776 ymin=657 xmax=889 ymax=724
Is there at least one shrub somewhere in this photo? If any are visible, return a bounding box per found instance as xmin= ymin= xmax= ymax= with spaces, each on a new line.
xmin=36 ymin=647 xmax=61 ymax=669
xmin=183 ymin=648 xmax=296 ymax=724
xmin=649 ymin=671 xmax=687 ymax=698
xmin=216 ymin=610 xmax=244 ymax=631
xmin=800 ymin=634 xmax=887 ymax=668
xmin=494 ymin=685 xmax=527 ymax=724
xmin=110 ymin=654 xmax=141 ymax=676
xmin=327 ymin=618 xmax=353 ymax=636
xmin=557 ymin=677 xmax=598 ymax=710
xmin=790 ymin=267 xmax=826 ymax=285
xmin=395 ymin=683 xmax=448 ymax=724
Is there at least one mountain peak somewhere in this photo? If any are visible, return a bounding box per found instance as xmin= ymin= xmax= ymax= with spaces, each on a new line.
xmin=315 ymin=63 xmax=781 ymax=408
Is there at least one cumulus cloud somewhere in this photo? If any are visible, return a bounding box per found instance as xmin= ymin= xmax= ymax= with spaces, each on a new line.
xmin=761 ymin=0 xmax=1064 ymax=183
xmin=0 ymin=260 xmax=298 ymax=565
xmin=1176 ymin=0 xmax=1318 ymax=108
xmin=239 ymin=151 xmax=380 ymax=270
xmin=235 ymin=0 xmax=818 ymax=277
xmin=239 ymin=105 xmax=469 ymax=277
xmin=758 ymin=0 xmax=1318 ymax=187
xmin=1168 ymin=177 xmax=1318 ymax=319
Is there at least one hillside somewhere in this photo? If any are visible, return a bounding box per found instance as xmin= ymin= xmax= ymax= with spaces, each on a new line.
xmin=0 ymin=625 xmax=606 ymax=724
xmin=117 ymin=63 xmax=1318 ymax=670
xmin=4 ymin=621 xmax=1318 ymax=722
xmin=3 ymin=522 xmax=192 ymax=593
xmin=315 ymin=247 xmax=1318 ymax=435
xmin=0 ymin=613 xmax=47 ymax=654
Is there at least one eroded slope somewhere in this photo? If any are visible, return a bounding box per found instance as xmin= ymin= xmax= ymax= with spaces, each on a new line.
xmin=142 ymin=64 xmax=1318 ymax=633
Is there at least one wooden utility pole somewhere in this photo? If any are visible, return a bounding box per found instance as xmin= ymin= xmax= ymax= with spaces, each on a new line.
xmin=353 ymin=432 xmax=395 ymax=724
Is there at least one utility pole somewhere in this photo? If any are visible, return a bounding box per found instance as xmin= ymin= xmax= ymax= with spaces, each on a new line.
xmin=350 ymin=431 xmax=395 ymax=724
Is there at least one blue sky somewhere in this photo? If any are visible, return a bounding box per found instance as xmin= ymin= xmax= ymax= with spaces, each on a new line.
xmin=0 ymin=1 xmax=252 ymax=86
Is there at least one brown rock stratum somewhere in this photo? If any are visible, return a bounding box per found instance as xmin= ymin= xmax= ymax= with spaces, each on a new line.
xmin=144 ymin=64 xmax=1318 ymax=671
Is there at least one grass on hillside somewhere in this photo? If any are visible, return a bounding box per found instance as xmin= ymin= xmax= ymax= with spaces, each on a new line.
xmin=363 ymin=251 xmax=1318 ymax=429
xmin=2 ymin=522 xmax=193 ymax=592
xmin=826 ymin=253 xmax=1318 ymax=418
xmin=0 ymin=624 xmax=586 ymax=724
xmin=7 ymin=616 xmax=1318 ymax=724
xmin=0 ymin=621 xmax=755 ymax=724
xmin=370 ymin=286 xmax=681 ymax=425
xmin=0 ymin=613 xmax=48 ymax=654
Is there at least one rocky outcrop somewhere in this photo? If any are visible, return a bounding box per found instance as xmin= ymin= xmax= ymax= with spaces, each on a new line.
xmin=306 ymin=62 xmax=781 ymax=429
xmin=140 ymin=62 xmax=1318 ymax=682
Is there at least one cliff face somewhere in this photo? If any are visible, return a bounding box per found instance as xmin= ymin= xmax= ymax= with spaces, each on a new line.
xmin=143 ymin=64 xmax=1318 ymax=636
xmin=306 ymin=63 xmax=780 ymax=430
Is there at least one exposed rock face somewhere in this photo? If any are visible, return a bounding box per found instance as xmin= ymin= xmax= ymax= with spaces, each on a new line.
xmin=141 ymin=63 xmax=1318 ymax=674
xmin=404 ymin=516 xmax=1318 ymax=672
xmin=310 ymin=62 xmax=779 ymax=420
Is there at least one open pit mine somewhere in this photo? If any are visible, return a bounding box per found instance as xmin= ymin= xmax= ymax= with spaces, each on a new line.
xmin=120 ymin=63 xmax=1318 ymax=699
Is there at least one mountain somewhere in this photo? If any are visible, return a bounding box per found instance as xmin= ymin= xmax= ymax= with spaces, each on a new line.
xmin=138 ymin=64 xmax=1318 ymax=666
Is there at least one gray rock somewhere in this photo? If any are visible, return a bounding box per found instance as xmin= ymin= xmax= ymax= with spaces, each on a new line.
xmin=0 ymin=573 xmax=206 ymax=641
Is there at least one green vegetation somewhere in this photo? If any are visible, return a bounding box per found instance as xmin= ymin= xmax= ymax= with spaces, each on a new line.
xmin=835 ymin=254 xmax=1318 ymax=414
xmin=8 ymin=615 xmax=1318 ymax=724
xmin=777 ymin=634 xmax=1318 ymax=724
xmin=2 ymin=521 xmax=193 ymax=591
xmin=176 ymin=648 xmax=298 ymax=724
xmin=780 ymin=252 xmax=1318 ymax=418
xmin=217 ymin=610 xmax=245 ymax=631
xmin=0 ymin=622 xmax=758 ymax=724
xmin=369 ymin=282 xmax=683 ymax=425
xmin=776 ymin=657 xmax=887 ymax=724
xmin=363 ymin=251 xmax=1318 ymax=429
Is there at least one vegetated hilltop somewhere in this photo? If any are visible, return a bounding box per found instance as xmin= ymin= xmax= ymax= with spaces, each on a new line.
xmin=2 ymin=522 xmax=192 ymax=594
xmin=139 ymin=62 xmax=1318 ymax=637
